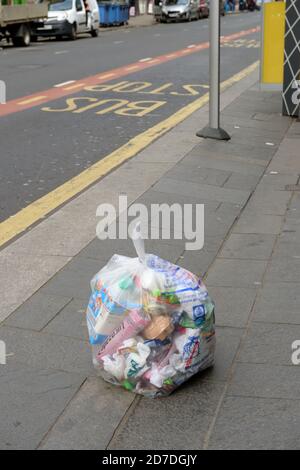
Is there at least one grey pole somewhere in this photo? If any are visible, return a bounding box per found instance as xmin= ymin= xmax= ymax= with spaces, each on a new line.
xmin=197 ymin=0 xmax=230 ymax=140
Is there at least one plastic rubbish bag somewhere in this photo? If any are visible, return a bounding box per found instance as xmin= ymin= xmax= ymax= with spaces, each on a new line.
xmin=86 ymin=225 xmax=215 ymax=398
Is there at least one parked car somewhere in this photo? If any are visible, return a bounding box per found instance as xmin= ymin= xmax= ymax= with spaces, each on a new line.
xmin=198 ymin=0 xmax=209 ymax=19
xmin=160 ymin=0 xmax=199 ymax=22
xmin=32 ymin=0 xmax=99 ymax=41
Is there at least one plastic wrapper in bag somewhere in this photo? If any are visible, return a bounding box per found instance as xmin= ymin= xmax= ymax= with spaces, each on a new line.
xmin=86 ymin=227 xmax=216 ymax=398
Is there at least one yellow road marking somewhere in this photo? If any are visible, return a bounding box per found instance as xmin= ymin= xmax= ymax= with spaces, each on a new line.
xmin=125 ymin=65 xmax=140 ymax=71
xmin=98 ymin=73 xmax=116 ymax=80
xmin=0 ymin=61 xmax=259 ymax=248
xmin=64 ymin=83 xmax=85 ymax=91
xmin=17 ymin=96 xmax=47 ymax=106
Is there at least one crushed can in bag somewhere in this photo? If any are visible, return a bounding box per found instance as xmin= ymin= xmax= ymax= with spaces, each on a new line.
xmin=86 ymin=225 xmax=216 ymax=397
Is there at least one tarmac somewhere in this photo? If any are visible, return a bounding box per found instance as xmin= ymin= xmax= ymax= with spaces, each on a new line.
xmin=1 ymin=65 xmax=300 ymax=450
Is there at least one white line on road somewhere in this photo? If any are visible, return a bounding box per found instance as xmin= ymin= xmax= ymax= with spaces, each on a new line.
xmin=54 ymin=80 xmax=75 ymax=88
xmin=139 ymin=57 xmax=152 ymax=62
xmin=55 ymin=50 xmax=69 ymax=55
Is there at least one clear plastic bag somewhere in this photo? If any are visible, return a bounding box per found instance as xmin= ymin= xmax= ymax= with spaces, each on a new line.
xmin=86 ymin=226 xmax=215 ymax=398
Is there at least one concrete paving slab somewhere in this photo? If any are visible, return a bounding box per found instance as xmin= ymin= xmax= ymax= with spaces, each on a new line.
xmin=205 ymin=259 xmax=268 ymax=288
xmin=215 ymin=202 xmax=243 ymax=220
xmin=232 ymin=213 xmax=284 ymax=234
xmin=136 ymin=188 xmax=221 ymax=213
xmin=0 ymin=326 xmax=94 ymax=376
xmin=257 ymin=173 xmax=299 ymax=191
xmin=228 ymin=363 xmax=300 ymax=400
xmin=253 ymin=112 xmax=290 ymax=123
xmin=177 ymin=250 xmax=216 ymax=278
xmin=223 ymin=172 xmax=259 ymax=191
xmin=153 ymin=178 xmax=250 ymax=205
xmin=0 ymin=252 xmax=71 ymax=324
xmin=208 ymin=396 xmax=300 ymax=450
xmin=4 ymin=185 xmax=141 ymax=258
xmin=0 ymin=362 xmax=84 ymax=450
xmin=113 ymin=161 xmax=175 ymax=185
xmin=287 ymin=121 xmax=300 ymax=139
xmin=41 ymin=257 xmax=103 ymax=301
xmin=135 ymin=132 xmax=200 ymax=163
xmin=208 ymin=286 xmax=257 ymax=328
xmin=204 ymin=212 xmax=240 ymax=236
xmin=287 ymin=194 xmax=300 ymax=217
xmin=165 ymin=165 xmax=232 ymax=188
xmin=270 ymin=240 xmax=300 ymax=259
xmin=278 ymin=217 xmax=300 ymax=244
xmin=4 ymin=292 xmax=72 ymax=332
xmin=202 ymin=327 xmax=243 ymax=383
xmin=39 ymin=377 xmax=135 ymax=450
xmin=181 ymin=152 xmax=266 ymax=176
xmin=245 ymin=190 xmax=292 ymax=216
xmin=193 ymin=140 xmax=276 ymax=161
xmin=202 ymin=233 xmax=228 ymax=254
xmin=265 ymin=257 xmax=300 ymax=283
xmin=43 ymin=298 xmax=88 ymax=341
xmin=219 ymin=234 xmax=276 ymax=260
xmin=108 ymin=380 xmax=225 ymax=450
xmin=238 ymin=322 xmax=300 ymax=366
xmin=229 ymin=126 xmax=283 ymax=143
xmin=221 ymin=115 xmax=291 ymax=133
xmin=268 ymin=139 xmax=300 ymax=174
xmin=253 ymin=282 xmax=300 ymax=325
xmin=79 ymin=237 xmax=185 ymax=265
xmin=227 ymin=133 xmax=282 ymax=149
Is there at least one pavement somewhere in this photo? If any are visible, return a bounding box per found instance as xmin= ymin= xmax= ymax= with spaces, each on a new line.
xmin=101 ymin=13 xmax=156 ymax=32
xmin=1 ymin=58 xmax=300 ymax=450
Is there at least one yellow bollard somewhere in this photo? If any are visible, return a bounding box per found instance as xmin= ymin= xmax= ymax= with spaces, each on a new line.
xmin=260 ymin=0 xmax=286 ymax=90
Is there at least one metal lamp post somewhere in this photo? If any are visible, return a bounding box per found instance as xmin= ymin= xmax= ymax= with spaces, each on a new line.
xmin=197 ymin=0 xmax=230 ymax=141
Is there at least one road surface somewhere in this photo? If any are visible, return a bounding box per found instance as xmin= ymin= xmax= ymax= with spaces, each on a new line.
xmin=0 ymin=12 xmax=261 ymax=226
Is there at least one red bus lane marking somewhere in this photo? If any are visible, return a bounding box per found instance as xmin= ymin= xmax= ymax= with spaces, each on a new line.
xmin=0 ymin=26 xmax=260 ymax=118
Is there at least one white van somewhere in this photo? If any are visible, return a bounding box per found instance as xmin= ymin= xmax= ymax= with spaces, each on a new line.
xmin=33 ymin=0 xmax=100 ymax=40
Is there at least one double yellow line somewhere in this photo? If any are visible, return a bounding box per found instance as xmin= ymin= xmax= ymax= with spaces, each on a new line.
xmin=0 ymin=61 xmax=259 ymax=249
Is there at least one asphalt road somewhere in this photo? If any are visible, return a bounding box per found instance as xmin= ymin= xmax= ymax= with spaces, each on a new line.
xmin=0 ymin=11 xmax=261 ymax=223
